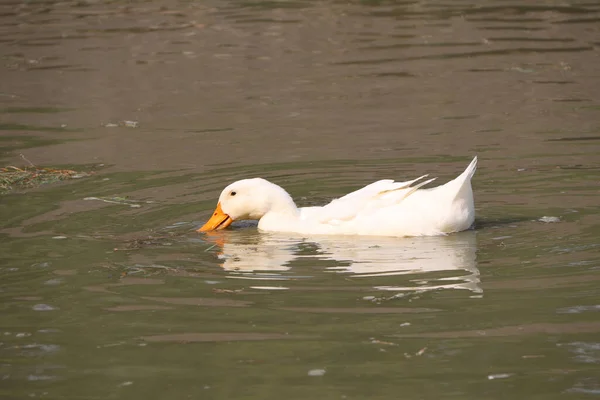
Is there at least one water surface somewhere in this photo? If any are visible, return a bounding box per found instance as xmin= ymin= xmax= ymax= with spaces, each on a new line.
xmin=1 ymin=0 xmax=600 ymax=399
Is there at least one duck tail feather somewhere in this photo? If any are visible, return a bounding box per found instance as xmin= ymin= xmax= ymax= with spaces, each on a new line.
xmin=460 ymin=156 xmax=478 ymax=181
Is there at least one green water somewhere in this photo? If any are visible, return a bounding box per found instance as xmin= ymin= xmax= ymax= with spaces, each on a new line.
xmin=1 ymin=0 xmax=600 ymax=398
xmin=2 ymin=159 xmax=599 ymax=399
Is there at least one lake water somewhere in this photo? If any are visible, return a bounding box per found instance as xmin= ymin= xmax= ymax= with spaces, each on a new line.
xmin=1 ymin=1 xmax=600 ymax=399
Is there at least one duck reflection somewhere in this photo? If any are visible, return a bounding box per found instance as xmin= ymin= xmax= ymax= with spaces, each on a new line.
xmin=202 ymin=230 xmax=481 ymax=293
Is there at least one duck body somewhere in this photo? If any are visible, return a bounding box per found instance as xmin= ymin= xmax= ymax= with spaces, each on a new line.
xmin=199 ymin=157 xmax=477 ymax=237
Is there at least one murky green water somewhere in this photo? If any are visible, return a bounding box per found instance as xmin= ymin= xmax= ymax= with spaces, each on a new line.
xmin=1 ymin=1 xmax=600 ymax=399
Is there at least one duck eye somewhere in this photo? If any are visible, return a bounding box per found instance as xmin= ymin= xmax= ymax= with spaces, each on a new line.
xmin=230 ymin=191 xmax=236 ymax=196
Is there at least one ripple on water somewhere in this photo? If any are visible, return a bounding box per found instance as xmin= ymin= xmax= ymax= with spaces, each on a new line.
xmin=140 ymin=332 xmax=314 ymax=343
xmin=557 ymin=305 xmax=600 ymax=314
xmin=562 ymin=342 xmax=600 ymax=364
xmin=32 ymin=304 xmax=58 ymax=312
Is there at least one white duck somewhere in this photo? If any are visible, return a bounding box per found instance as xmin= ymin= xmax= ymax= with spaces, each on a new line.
xmin=198 ymin=157 xmax=477 ymax=237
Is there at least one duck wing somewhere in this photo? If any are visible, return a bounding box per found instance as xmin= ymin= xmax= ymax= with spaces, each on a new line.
xmin=301 ymin=175 xmax=436 ymax=224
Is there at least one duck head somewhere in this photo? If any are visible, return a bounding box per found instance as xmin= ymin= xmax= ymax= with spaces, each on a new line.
xmin=197 ymin=178 xmax=298 ymax=232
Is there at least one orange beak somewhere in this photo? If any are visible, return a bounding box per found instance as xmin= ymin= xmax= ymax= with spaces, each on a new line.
xmin=197 ymin=202 xmax=233 ymax=232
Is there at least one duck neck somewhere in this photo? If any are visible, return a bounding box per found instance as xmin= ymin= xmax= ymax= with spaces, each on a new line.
xmin=265 ymin=184 xmax=300 ymax=218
